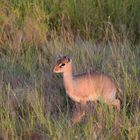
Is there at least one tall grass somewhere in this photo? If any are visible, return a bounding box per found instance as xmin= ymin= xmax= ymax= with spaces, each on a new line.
xmin=0 ymin=0 xmax=140 ymax=139
xmin=0 ymin=0 xmax=140 ymax=44
xmin=0 ymin=40 xmax=139 ymax=139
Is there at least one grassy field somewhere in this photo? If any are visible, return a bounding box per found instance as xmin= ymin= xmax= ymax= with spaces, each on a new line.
xmin=0 ymin=0 xmax=140 ymax=140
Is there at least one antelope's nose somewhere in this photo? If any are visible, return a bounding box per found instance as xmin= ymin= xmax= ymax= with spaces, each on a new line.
xmin=53 ymin=67 xmax=57 ymax=73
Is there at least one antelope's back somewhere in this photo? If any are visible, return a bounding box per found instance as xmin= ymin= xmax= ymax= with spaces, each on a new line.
xmin=73 ymin=72 xmax=116 ymax=101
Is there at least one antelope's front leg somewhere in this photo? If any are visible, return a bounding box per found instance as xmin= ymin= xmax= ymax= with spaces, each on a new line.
xmin=71 ymin=101 xmax=87 ymax=124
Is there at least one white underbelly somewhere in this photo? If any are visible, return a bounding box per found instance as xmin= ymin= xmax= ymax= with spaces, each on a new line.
xmin=67 ymin=90 xmax=98 ymax=102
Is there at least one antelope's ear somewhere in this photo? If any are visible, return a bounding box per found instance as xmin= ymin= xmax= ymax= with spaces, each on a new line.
xmin=56 ymin=53 xmax=63 ymax=59
xmin=64 ymin=56 xmax=72 ymax=63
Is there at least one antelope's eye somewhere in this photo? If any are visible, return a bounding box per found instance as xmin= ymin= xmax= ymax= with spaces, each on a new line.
xmin=59 ymin=63 xmax=65 ymax=68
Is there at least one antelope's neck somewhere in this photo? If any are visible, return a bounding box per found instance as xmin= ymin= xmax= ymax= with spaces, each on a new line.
xmin=63 ymin=66 xmax=74 ymax=94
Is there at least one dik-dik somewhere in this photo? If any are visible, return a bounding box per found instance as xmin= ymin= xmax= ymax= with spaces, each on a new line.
xmin=53 ymin=55 xmax=121 ymax=123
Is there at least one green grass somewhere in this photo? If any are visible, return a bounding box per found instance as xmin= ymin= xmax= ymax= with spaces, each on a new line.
xmin=0 ymin=0 xmax=140 ymax=140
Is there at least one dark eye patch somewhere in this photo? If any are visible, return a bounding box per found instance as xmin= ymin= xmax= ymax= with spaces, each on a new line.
xmin=59 ymin=63 xmax=65 ymax=68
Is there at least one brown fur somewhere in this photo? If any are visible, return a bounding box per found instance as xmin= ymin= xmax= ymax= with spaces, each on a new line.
xmin=53 ymin=56 xmax=120 ymax=123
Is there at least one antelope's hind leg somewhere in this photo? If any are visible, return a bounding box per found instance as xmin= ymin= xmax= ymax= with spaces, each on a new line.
xmin=111 ymin=99 xmax=120 ymax=111
xmin=105 ymin=99 xmax=121 ymax=111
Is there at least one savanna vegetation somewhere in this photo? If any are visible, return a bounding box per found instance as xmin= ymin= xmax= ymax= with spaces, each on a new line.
xmin=0 ymin=0 xmax=140 ymax=139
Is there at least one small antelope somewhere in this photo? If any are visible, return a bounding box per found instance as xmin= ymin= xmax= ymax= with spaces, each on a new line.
xmin=53 ymin=55 xmax=121 ymax=123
